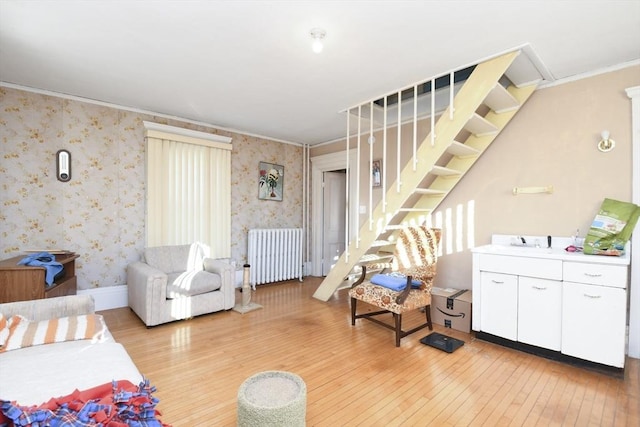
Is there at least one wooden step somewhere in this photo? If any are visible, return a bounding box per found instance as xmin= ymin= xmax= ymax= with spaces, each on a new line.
xmin=430 ymin=165 xmax=463 ymax=177
xmin=447 ymin=140 xmax=480 ymax=158
xmin=397 ymin=207 xmax=433 ymax=213
xmin=370 ymin=240 xmax=392 ymax=248
xmin=413 ymin=188 xmax=447 ymax=196
xmin=384 ymin=225 xmax=405 ymax=231
xmin=358 ymin=253 xmax=394 ymax=263
xmin=464 ymin=113 xmax=498 ymax=136
xmin=484 ymin=83 xmax=520 ymax=113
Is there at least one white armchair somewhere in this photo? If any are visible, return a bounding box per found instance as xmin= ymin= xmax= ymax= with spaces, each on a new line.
xmin=127 ymin=243 xmax=235 ymax=326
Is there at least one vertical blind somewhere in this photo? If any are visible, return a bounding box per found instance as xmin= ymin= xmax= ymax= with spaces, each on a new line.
xmin=144 ymin=122 xmax=232 ymax=258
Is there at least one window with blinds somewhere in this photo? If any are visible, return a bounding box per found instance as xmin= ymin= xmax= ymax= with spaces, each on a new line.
xmin=143 ymin=121 xmax=232 ymax=258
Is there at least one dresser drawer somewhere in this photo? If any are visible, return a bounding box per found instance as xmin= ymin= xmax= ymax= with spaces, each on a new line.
xmin=478 ymin=254 xmax=562 ymax=280
xmin=563 ymin=262 xmax=627 ymax=288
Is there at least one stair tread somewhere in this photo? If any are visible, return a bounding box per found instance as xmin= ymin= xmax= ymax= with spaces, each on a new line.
xmin=414 ymin=188 xmax=447 ymax=195
xmin=464 ymin=113 xmax=498 ymax=136
xmin=447 ymin=140 xmax=480 ymax=157
xmin=359 ymin=253 xmax=394 ymax=263
xmin=484 ymin=83 xmax=520 ymax=113
xmin=431 ymin=165 xmax=463 ymax=176
xmin=397 ymin=207 xmax=433 ymax=212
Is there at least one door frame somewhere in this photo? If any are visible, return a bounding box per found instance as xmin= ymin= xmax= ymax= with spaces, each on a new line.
xmin=310 ymin=149 xmax=357 ymax=277
xmin=626 ymin=85 xmax=639 ymax=358
xmin=321 ymin=170 xmax=347 ymax=276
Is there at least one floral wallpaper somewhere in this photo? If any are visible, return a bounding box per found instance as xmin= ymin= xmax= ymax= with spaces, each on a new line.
xmin=0 ymin=87 xmax=303 ymax=290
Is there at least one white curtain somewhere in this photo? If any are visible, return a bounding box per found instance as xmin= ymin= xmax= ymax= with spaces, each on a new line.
xmin=145 ymin=122 xmax=232 ymax=258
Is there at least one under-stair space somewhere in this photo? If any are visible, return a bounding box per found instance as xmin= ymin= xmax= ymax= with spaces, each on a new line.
xmin=313 ymin=49 xmax=544 ymax=301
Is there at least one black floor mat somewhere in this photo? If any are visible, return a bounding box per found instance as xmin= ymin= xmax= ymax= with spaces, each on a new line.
xmin=420 ymin=332 xmax=464 ymax=353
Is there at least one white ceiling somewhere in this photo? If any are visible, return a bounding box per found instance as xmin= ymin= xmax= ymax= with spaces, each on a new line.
xmin=1 ymin=0 xmax=639 ymax=145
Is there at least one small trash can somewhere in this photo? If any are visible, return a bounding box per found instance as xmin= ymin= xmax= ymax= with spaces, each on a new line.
xmin=237 ymin=370 xmax=306 ymax=426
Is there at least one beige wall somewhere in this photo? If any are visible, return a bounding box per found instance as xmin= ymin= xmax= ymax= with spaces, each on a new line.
xmin=311 ymin=65 xmax=639 ymax=289
xmin=0 ymin=87 xmax=303 ymax=290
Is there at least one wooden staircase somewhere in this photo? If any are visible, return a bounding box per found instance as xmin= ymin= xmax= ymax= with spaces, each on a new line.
xmin=313 ymin=51 xmax=539 ymax=301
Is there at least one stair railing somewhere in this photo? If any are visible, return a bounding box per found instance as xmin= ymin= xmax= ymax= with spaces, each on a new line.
xmin=341 ymin=63 xmax=472 ymax=267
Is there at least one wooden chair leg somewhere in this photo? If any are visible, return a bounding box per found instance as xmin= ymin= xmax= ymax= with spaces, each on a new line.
xmin=425 ymin=304 xmax=433 ymax=330
xmin=394 ymin=313 xmax=401 ymax=347
xmin=351 ymin=297 xmax=357 ymax=325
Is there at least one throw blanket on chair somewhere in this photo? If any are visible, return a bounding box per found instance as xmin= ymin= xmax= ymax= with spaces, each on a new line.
xmin=370 ymin=273 xmax=422 ymax=291
xmin=0 ymin=378 xmax=170 ymax=427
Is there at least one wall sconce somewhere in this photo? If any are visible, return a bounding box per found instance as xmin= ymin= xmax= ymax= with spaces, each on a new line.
xmin=597 ymin=130 xmax=615 ymax=152
xmin=310 ymin=28 xmax=326 ymax=53
xmin=56 ymin=149 xmax=71 ymax=182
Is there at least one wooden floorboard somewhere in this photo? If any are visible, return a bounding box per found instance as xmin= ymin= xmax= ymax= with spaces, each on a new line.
xmin=100 ymin=277 xmax=640 ymax=426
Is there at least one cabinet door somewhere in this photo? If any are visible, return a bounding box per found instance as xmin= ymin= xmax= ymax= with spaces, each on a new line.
xmin=480 ymin=272 xmax=518 ymax=340
xmin=561 ymin=281 xmax=627 ymax=367
xmin=518 ymin=277 xmax=562 ymax=350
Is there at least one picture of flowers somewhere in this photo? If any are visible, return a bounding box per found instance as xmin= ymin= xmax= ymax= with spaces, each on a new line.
xmin=258 ymin=162 xmax=284 ymax=201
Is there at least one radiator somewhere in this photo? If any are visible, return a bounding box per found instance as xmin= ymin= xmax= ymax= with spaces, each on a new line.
xmin=247 ymin=228 xmax=303 ymax=285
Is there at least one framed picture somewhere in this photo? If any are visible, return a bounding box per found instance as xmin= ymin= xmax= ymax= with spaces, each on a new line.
xmin=372 ymin=159 xmax=382 ymax=188
xmin=258 ymin=162 xmax=284 ymax=201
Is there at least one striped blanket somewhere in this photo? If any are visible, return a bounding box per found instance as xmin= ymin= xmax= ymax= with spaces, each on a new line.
xmin=0 ymin=313 xmax=106 ymax=352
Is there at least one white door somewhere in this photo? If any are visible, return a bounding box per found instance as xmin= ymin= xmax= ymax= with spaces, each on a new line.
xmin=562 ymin=281 xmax=627 ymax=367
xmin=518 ymin=277 xmax=562 ymax=350
xmin=322 ymin=171 xmax=346 ymax=276
xmin=480 ymin=271 xmax=518 ymax=341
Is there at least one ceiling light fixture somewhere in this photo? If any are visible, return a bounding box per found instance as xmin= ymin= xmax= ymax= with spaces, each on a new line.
xmin=310 ymin=28 xmax=326 ymax=53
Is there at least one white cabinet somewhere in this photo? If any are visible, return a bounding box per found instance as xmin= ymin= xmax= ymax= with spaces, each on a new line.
xmin=518 ymin=277 xmax=562 ymax=350
xmin=472 ymin=235 xmax=630 ymax=369
xmin=480 ymin=272 xmax=518 ymax=340
xmin=561 ymin=261 xmax=628 ymax=368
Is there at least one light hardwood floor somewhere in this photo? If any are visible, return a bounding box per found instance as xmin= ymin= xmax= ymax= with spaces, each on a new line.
xmin=101 ymin=277 xmax=639 ymax=426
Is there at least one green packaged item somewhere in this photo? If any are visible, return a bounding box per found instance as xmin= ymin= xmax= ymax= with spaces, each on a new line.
xmin=583 ymin=198 xmax=640 ymax=256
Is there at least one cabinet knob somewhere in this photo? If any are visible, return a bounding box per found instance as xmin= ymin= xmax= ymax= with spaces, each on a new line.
xmin=584 ymin=272 xmax=602 ymax=277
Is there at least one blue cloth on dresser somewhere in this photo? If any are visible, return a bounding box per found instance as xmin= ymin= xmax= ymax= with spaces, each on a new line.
xmin=370 ymin=273 xmax=421 ymax=291
xmin=17 ymin=252 xmax=63 ymax=286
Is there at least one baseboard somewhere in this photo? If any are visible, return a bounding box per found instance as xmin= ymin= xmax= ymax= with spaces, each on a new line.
xmin=78 ymin=285 xmax=128 ymax=311
xmin=475 ymin=331 xmax=624 ymax=378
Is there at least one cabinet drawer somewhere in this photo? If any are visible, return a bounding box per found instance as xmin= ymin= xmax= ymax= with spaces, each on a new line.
xmin=563 ymin=262 xmax=627 ymax=288
xmin=478 ymin=254 xmax=562 ymax=280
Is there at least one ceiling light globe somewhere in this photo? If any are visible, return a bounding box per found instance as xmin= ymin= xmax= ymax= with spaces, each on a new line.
xmin=312 ymin=39 xmax=323 ymax=53
xmin=310 ymin=28 xmax=326 ymax=54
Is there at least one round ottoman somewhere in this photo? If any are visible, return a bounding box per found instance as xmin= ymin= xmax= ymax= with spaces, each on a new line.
xmin=237 ymin=370 xmax=306 ymax=427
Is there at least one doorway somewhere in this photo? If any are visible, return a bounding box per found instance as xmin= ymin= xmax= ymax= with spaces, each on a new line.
xmin=310 ymin=150 xmax=358 ymax=277
xmin=322 ymin=170 xmax=346 ymax=276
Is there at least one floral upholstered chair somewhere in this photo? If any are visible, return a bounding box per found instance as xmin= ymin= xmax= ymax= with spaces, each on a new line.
xmin=349 ymin=226 xmax=441 ymax=347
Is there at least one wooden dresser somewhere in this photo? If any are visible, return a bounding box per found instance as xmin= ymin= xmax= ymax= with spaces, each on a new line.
xmin=0 ymin=253 xmax=79 ymax=303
